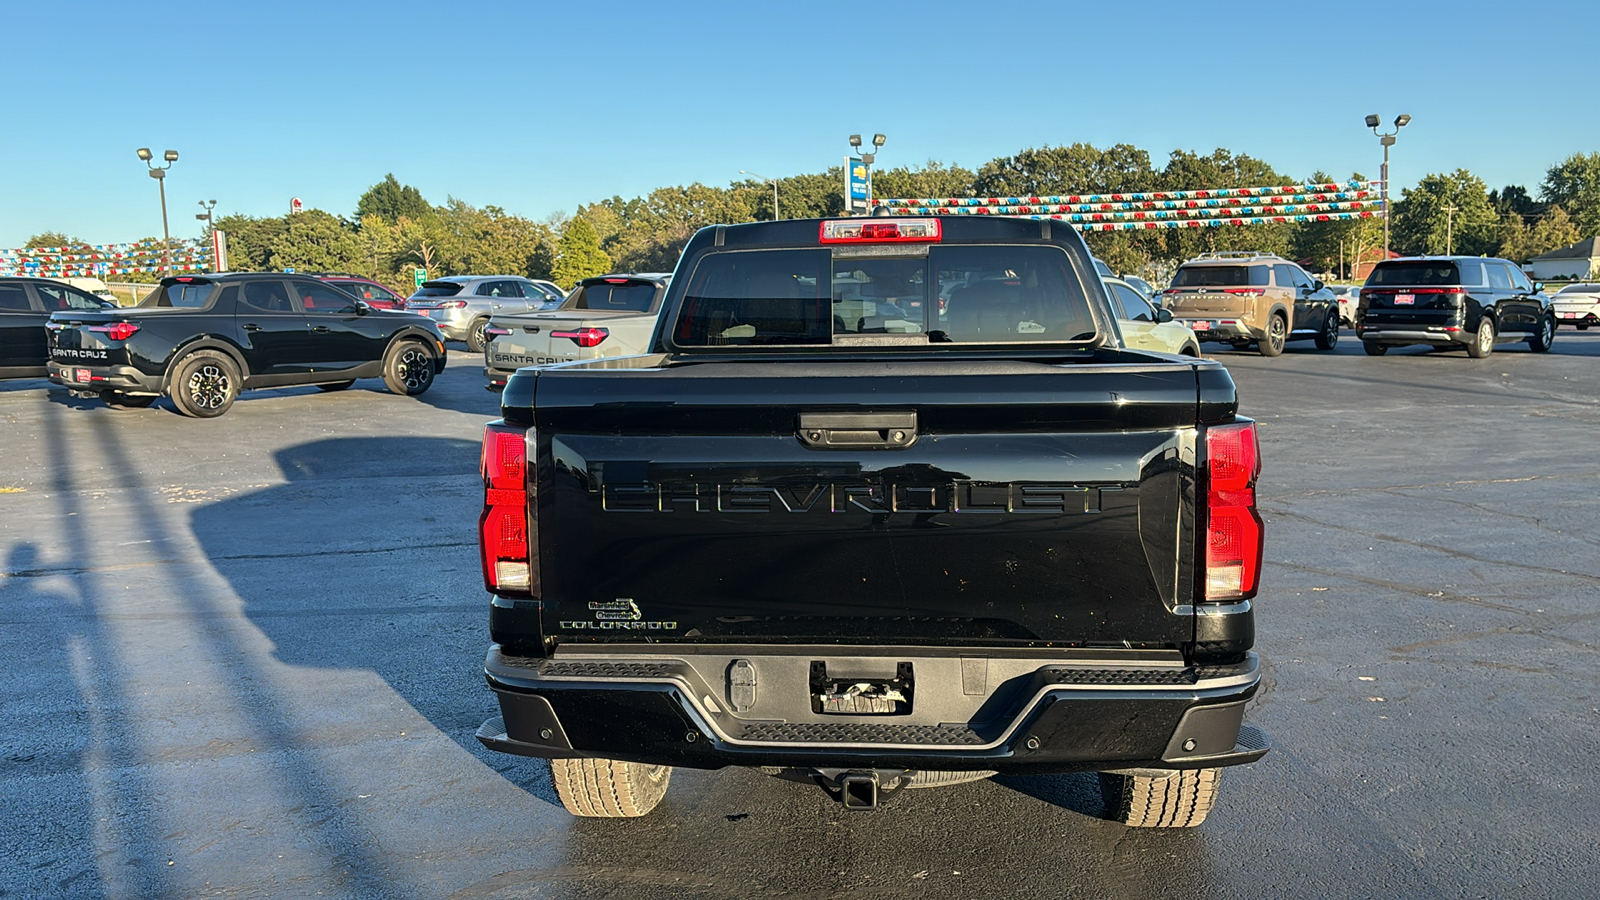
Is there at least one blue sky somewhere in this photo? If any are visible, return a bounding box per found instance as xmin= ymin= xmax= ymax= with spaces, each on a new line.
xmin=2 ymin=0 xmax=1595 ymax=247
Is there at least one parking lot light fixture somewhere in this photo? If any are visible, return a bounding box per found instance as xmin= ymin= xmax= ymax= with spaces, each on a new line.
xmin=849 ymin=134 xmax=862 ymax=148
xmin=1367 ymin=114 xmax=1410 ymax=258
xmin=739 ymin=170 xmax=780 ymax=220
xmin=137 ymin=146 xmax=179 ymax=275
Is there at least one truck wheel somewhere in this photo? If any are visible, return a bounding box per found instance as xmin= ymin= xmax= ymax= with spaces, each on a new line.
xmin=316 ymin=380 xmax=356 ymax=392
xmin=1257 ymin=314 xmax=1286 ymax=357
xmin=1314 ymin=309 xmax=1339 ymax=350
xmin=1099 ymin=767 xmax=1220 ymax=828
xmin=549 ymin=758 xmax=671 ymax=817
xmin=1467 ymin=317 xmax=1496 ymax=358
xmin=170 ymin=352 xmax=241 ymax=418
xmin=101 ymin=391 xmax=157 ymax=409
xmin=383 ymin=340 xmax=436 ymax=395
xmin=1527 ymin=313 xmax=1555 ymax=352
xmin=1362 ymin=341 xmax=1388 ymax=356
xmin=466 ymin=318 xmax=489 ymax=353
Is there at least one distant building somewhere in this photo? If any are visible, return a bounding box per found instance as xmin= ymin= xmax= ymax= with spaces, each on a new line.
xmin=1526 ymin=237 xmax=1599 ymax=281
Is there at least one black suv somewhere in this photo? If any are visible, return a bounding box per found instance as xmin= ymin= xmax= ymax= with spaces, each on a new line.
xmin=1 ymin=277 xmax=116 ymax=379
xmin=1356 ymin=257 xmax=1555 ymax=358
xmin=45 ymin=273 xmax=448 ymax=416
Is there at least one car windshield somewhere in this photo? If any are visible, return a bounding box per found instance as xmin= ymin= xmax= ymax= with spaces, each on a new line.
xmin=672 ymin=245 xmax=1098 ymax=347
xmin=1367 ymin=262 xmax=1462 ymax=286
xmin=411 ymin=281 xmax=466 ymax=298
xmin=567 ymin=282 xmax=658 ymax=312
xmin=1172 ymin=265 xmax=1269 ymax=287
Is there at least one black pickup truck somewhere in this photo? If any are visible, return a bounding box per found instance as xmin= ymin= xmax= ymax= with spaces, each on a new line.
xmin=46 ymin=272 xmax=447 ymax=416
xmin=475 ymin=216 xmax=1269 ymax=827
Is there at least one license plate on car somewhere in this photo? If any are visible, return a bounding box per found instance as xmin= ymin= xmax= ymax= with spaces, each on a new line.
xmin=1395 ymin=293 xmax=1414 ymax=305
xmin=1191 ymin=321 xmax=1210 ymax=331
xmin=75 ymin=368 xmax=90 ymax=383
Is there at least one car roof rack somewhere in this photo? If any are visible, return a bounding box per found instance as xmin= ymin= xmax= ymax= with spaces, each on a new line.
xmin=1191 ymin=251 xmax=1282 ymax=261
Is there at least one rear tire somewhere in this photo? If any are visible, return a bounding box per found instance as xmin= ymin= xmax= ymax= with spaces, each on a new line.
xmin=1362 ymin=341 xmax=1389 ymax=356
xmin=549 ymin=758 xmax=671 ymax=818
xmin=169 ymin=352 xmax=240 ymax=418
xmin=1257 ymin=314 xmax=1286 ymax=357
xmin=1467 ymin=316 xmax=1496 ymax=358
xmin=1099 ymin=767 xmax=1221 ymax=828
xmin=382 ymin=340 xmax=436 ymax=395
xmin=316 ymin=380 xmax=356 ymax=392
xmin=1527 ymin=313 xmax=1555 ymax=352
xmin=466 ymin=318 xmax=489 ymax=353
xmin=101 ymin=391 xmax=157 ymax=409
xmin=1314 ymin=309 xmax=1339 ymax=350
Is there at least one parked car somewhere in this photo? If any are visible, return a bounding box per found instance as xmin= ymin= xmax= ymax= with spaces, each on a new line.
xmin=1103 ymin=276 xmax=1200 ymax=356
xmin=1 ymin=277 xmax=116 ymax=379
xmin=1551 ymin=282 xmax=1600 ymax=330
xmin=527 ymin=279 xmax=567 ymax=305
xmin=1161 ymin=251 xmax=1339 ymax=356
xmin=405 ymin=276 xmax=561 ymax=351
xmin=1121 ymin=274 xmax=1157 ymax=300
xmin=1327 ymin=285 xmax=1361 ymax=326
xmin=44 ymin=272 xmax=447 ymax=416
xmin=482 ymin=273 xmax=671 ymax=389
xmin=314 ymin=274 xmax=410 ymax=311
xmin=1356 ymin=257 xmax=1555 ymax=357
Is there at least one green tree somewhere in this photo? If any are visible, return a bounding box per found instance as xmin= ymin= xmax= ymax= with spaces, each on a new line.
xmin=1525 ymin=205 xmax=1582 ymax=260
xmin=212 ymin=214 xmax=289 ymax=272
xmin=357 ymin=174 xmax=431 ymax=223
xmin=867 ymin=161 xmax=977 ymax=204
xmin=1540 ymin=153 xmax=1600 ymax=236
xmin=973 ymin=143 xmax=1156 ymax=197
xmin=268 ymin=209 xmax=362 ymax=273
xmin=551 ymin=217 xmax=611 ymax=287
xmin=24 ymin=232 xmax=89 ymax=249
xmin=1391 ymin=170 xmax=1499 ymax=257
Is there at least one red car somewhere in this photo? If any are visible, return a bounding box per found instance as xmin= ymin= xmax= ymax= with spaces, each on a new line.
xmin=314 ymin=274 xmax=410 ymax=310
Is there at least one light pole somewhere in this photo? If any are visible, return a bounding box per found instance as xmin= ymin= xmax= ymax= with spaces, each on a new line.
xmin=848 ymin=133 xmax=887 ymax=213
xmin=136 ymin=148 xmax=179 ymax=275
xmin=195 ymin=199 xmax=216 ymax=227
xmin=740 ymin=170 xmax=780 ymax=220
xmin=1364 ymin=113 xmax=1410 ymax=258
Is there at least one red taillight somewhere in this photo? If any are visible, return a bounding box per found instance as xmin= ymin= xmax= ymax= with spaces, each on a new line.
xmin=480 ymin=422 xmax=535 ymax=595
xmin=440 ymin=300 xmax=468 ymax=309
xmin=551 ymin=327 xmax=608 ymax=348
xmin=484 ymin=325 xmax=513 ymax=338
xmin=1204 ymin=420 xmax=1263 ymax=601
xmin=1222 ymin=288 xmax=1266 ymax=296
xmin=819 ymin=218 xmax=942 ymax=243
xmin=88 ymin=322 xmax=140 ymax=341
xmin=603 ymin=277 xmax=629 ymax=284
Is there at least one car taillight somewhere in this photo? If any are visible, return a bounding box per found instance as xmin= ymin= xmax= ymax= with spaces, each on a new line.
xmin=819 ymin=218 xmax=942 ymax=243
xmin=1204 ymin=420 xmax=1262 ymax=601
xmin=440 ymin=300 xmax=469 ymax=309
xmin=480 ymin=422 xmax=535 ymax=596
xmin=88 ymin=322 xmax=140 ymax=341
xmin=484 ymin=325 xmax=513 ymax=338
xmin=551 ymin=327 xmax=608 ymax=348
xmin=1222 ymin=289 xmax=1266 ymax=296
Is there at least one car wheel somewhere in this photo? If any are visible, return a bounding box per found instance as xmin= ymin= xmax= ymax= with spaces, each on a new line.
xmin=1527 ymin=313 xmax=1555 ymax=353
xmin=316 ymin=380 xmax=356 ymax=392
xmin=549 ymin=758 xmax=671 ymax=818
xmin=170 ymin=352 xmax=240 ymax=418
xmin=1257 ymin=314 xmax=1286 ymax=357
xmin=1180 ymin=343 xmax=1199 ymax=358
xmin=1467 ymin=316 xmax=1496 ymax=358
xmin=1362 ymin=341 xmax=1389 ymax=356
xmin=1314 ymin=309 xmax=1339 ymax=350
xmin=383 ymin=340 xmax=436 ymax=395
xmin=466 ymin=318 xmax=489 ymax=353
xmin=1099 ymin=767 xmax=1221 ymax=828
xmin=101 ymin=391 xmax=157 ymax=409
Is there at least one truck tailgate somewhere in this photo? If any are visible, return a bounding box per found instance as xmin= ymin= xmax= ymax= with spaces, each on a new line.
xmin=531 ymin=359 xmax=1205 ymax=648
xmin=490 ymin=309 xmax=649 ymax=366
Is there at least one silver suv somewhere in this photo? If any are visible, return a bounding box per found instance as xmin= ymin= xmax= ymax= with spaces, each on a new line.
xmin=406 ymin=276 xmax=561 ymax=351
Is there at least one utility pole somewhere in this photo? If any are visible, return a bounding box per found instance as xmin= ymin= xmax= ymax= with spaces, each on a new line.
xmin=1443 ymin=204 xmax=1458 ymax=255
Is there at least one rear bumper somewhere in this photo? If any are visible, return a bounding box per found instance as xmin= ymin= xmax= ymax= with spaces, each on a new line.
xmin=479 ymin=644 xmax=1269 ymax=774
xmin=1173 ymin=319 xmax=1258 ymax=343
xmin=1356 ymin=326 xmax=1469 ymax=345
xmin=46 ymin=362 xmax=161 ymax=394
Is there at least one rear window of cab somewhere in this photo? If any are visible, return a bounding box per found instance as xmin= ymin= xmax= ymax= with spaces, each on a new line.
xmin=141 ymin=280 xmax=217 ymax=309
xmin=672 ymin=245 xmax=1098 ymax=347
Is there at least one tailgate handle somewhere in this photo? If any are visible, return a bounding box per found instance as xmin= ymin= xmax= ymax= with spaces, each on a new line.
xmin=798 ymin=412 xmax=917 ymax=450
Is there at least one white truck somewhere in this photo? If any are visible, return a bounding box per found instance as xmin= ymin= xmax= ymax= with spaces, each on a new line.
xmin=482 ymin=273 xmax=669 ymax=389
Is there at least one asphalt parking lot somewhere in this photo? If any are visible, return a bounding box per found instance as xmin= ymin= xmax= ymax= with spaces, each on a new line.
xmin=4 ymin=333 xmax=1600 ymax=899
